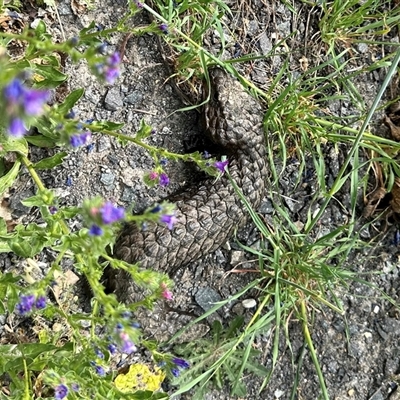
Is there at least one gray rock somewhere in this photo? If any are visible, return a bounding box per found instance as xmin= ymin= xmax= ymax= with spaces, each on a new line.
xmin=195 ymin=287 xmax=222 ymax=312
xmin=100 ymin=172 xmax=115 ymax=186
xmin=104 ymin=87 xmax=123 ymax=111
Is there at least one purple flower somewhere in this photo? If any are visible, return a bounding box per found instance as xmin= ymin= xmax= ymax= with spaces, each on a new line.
xmin=159 ymin=23 xmax=169 ymax=34
xmin=35 ymin=296 xmax=46 ymax=310
xmin=71 ymin=383 xmax=79 ymax=392
xmin=89 ymin=224 xmax=103 ymax=236
xmin=131 ymin=321 xmax=141 ymax=328
xmin=121 ymin=339 xmax=137 ymax=355
xmin=159 ymin=173 xmax=170 ymax=187
xmin=95 ymin=365 xmax=105 ymax=376
xmin=54 ymin=384 xmax=68 ymax=400
xmin=116 ymin=322 xmax=123 ymax=331
xmin=150 ymin=205 xmax=162 ymax=213
xmin=107 ymin=343 xmax=118 ymax=355
xmin=23 ymin=89 xmax=50 ymax=115
xmin=3 ymin=79 xmax=24 ymax=103
xmin=65 ymin=109 xmax=76 ymax=119
xmin=160 ymin=213 xmax=177 ymax=230
xmin=160 ymin=158 xmax=168 ymax=166
xmin=214 ymin=160 xmax=229 ymax=173
xmin=203 ymin=150 xmax=211 ymax=159
xmin=70 ymin=131 xmax=91 ymax=148
xmin=105 ymin=67 xmax=120 ymax=84
xmin=16 ymin=294 xmax=36 ymax=315
xmin=70 ymin=134 xmax=83 ymax=148
xmin=49 ymin=206 xmax=58 ymax=214
xmin=94 ymin=348 xmax=104 ymax=359
xmin=121 ymin=311 xmax=132 ymax=319
xmin=100 ymin=202 xmax=125 ymax=224
xmin=172 ymin=357 xmax=190 ymax=369
xmin=107 ymin=52 xmax=120 ymax=67
xmin=8 ymin=118 xmax=26 ymax=137
xmin=171 ymin=368 xmax=180 ymax=377
xmin=96 ymin=42 xmax=108 ymax=54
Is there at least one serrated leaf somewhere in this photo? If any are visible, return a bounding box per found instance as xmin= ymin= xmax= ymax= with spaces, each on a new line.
xmin=33 ymin=152 xmax=67 ymax=169
xmin=57 ymin=88 xmax=84 ymax=114
xmin=0 ymin=161 xmax=21 ymax=196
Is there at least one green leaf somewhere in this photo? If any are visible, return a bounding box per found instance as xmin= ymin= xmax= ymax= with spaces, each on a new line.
xmin=34 ymin=20 xmax=47 ymax=36
xmin=6 ymin=284 xmax=19 ymax=313
xmin=92 ymin=120 xmax=125 ymax=131
xmin=33 ymin=65 xmax=67 ymax=89
xmin=21 ymin=189 xmax=55 ymax=207
xmin=25 ymin=135 xmax=57 ymax=148
xmin=2 ymin=135 xmax=28 ymax=156
xmin=57 ymin=88 xmax=84 ymax=114
xmin=135 ymin=120 xmax=153 ymax=140
xmin=33 ymin=152 xmax=67 ymax=169
xmin=0 ymin=161 xmax=21 ymax=196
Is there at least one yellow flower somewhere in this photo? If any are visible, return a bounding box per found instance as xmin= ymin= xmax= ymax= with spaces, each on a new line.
xmin=114 ymin=363 xmax=166 ymax=393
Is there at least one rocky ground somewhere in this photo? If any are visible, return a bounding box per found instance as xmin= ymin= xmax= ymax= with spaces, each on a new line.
xmin=3 ymin=0 xmax=400 ymax=399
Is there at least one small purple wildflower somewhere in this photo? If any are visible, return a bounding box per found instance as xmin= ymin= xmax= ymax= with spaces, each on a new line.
xmin=160 ymin=158 xmax=168 ymax=166
xmin=131 ymin=321 xmax=141 ymax=329
xmin=49 ymin=206 xmax=58 ymax=215
xmin=8 ymin=118 xmax=26 ymax=137
xmin=172 ymin=358 xmax=190 ymax=369
xmin=94 ymin=348 xmax=105 ymax=359
xmin=16 ymin=294 xmax=36 ymax=315
xmin=105 ymin=68 xmax=120 ymax=84
xmin=121 ymin=311 xmax=132 ymax=319
xmin=35 ymin=296 xmax=46 ymax=310
xmin=134 ymin=0 xmax=143 ymax=7
xmin=89 ymin=224 xmax=103 ymax=236
xmin=203 ymin=150 xmax=211 ymax=159
xmin=107 ymin=343 xmax=118 ymax=355
xmin=70 ymin=131 xmax=91 ymax=148
xmin=159 ymin=23 xmax=169 ymax=34
xmin=3 ymin=79 xmax=24 ymax=103
xmin=96 ymin=42 xmax=108 ymax=55
xmin=214 ymin=160 xmax=229 ymax=173
xmin=116 ymin=322 xmax=124 ymax=331
xmin=121 ymin=339 xmax=137 ymax=355
xmin=100 ymin=202 xmax=125 ymax=224
xmin=71 ymin=383 xmax=79 ymax=392
xmin=23 ymin=89 xmax=50 ymax=115
xmin=65 ymin=109 xmax=76 ymax=119
xmin=159 ymin=173 xmax=170 ymax=187
xmin=108 ymin=52 xmax=121 ymax=67
xmin=160 ymin=213 xmax=177 ymax=230
xmin=3 ymin=79 xmax=49 ymax=138
xmin=54 ymin=384 xmax=68 ymax=400
xmin=95 ymin=365 xmax=105 ymax=376
xmin=171 ymin=368 xmax=180 ymax=377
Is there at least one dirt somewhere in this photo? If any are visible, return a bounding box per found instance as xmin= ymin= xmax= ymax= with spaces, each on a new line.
xmin=3 ymin=0 xmax=400 ymax=399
